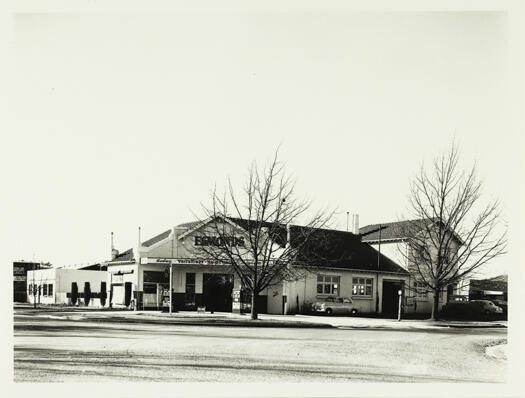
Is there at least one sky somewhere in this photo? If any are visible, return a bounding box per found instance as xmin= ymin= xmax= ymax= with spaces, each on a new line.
xmin=5 ymin=7 xmax=521 ymax=279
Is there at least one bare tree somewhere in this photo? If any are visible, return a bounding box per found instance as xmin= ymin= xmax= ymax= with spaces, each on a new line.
xmin=398 ymin=143 xmax=507 ymax=320
xmin=195 ymin=149 xmax=334 ymax=320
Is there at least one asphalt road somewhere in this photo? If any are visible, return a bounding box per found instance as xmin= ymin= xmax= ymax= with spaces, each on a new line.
xmin=14 ymin=311 xmax=507 ymax=382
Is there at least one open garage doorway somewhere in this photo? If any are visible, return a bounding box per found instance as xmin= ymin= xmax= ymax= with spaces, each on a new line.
xmin=382 ymin=280 xmax=404 ymax=318
xmin=203 ymin=274 xmax=234 ymax=312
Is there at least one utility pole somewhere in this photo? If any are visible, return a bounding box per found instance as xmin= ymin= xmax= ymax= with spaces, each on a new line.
xmin=32 ymin=253 xmax=37 ymax=309
xmin=32 ymin=262 xmax=36 ymax=309
xmin=346 ymin=212 xmax=349 ymax=231
xmin=376 ymin=225 xmax=381 ymax=313
xmin=169 ymin=263 xmax=173 ymax=315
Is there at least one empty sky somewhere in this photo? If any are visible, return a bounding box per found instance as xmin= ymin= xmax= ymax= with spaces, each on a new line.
xmin=5 ymin=6 xmax=520 ymax=278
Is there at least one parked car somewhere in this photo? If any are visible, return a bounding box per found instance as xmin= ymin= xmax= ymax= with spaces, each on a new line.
xmin=441 ymin=299 xmax=503 ymax=320
xmin=490 ymin=299 xmax=507 ymax=314
xmin=311 ymin=296 xmax=358 ymax=316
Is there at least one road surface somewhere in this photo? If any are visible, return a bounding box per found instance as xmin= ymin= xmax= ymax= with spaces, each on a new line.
xmin=14 ymin=310 xmax=507 ymax=382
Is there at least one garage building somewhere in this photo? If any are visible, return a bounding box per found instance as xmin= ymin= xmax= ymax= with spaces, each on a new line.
xmin=105 ymin=216 xmax=411 ymax=316
xmin=27 ymin=268 xmax=108 ymax=307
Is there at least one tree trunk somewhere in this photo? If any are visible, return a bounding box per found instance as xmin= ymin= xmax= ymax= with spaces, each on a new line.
xmin=430 ymin=287 xmax=440 ymax=321
xmin=250 ymin=292 xmax=258 ymax=320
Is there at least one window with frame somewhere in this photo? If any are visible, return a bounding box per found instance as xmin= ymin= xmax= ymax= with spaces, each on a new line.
xmin=143 ymin=283 xmax=157 ymax=294
xmin=43 ymin=284 xmax=48 ymax=296
xmin=48 ymin=284 xmax=53 ymax=296
xmin=316 ymin=275 xmax=340 ymax=296
xmin=28 ymin=284 xmax=32 ymax=295
xmin=352 ymin=278 xmax=373 ymax=296
xmin=413 ymin=282 xmax=428 ymax=298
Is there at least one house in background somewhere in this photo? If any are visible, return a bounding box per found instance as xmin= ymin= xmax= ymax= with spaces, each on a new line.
xmin=13 ymin=260 xmax=52 ymax=302
xmin=359 ymin=218 xmax=464 ymax=314
xmin=468 ymin=275 xmax=507 ymax=301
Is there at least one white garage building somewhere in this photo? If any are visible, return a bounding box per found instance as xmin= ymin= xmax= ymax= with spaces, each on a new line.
xmin=27 ymin=268 xmax=108 ymax=307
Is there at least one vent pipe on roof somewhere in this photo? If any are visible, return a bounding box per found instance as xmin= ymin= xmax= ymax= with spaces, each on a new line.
xmin=136 ymin=226 xmax=145 ymax=261
xmin=110 ymin=232 xmax=119 ymax=260
xmin=352 ymin=214 xmax=360 ymax=235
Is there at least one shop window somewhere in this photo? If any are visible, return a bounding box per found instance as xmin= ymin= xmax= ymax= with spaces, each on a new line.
xmin=143 ymin=270 xmax=169 ymax=284
xmin=143 ymin=283 xmax=157 ymax=294
xmin=352 ymin=278 xmax=373 ymax=297
xmin=316 ymin=275 xmax=340 ymax=296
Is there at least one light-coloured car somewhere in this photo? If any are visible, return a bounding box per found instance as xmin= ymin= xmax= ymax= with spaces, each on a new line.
xmin=311 ymin=296 xmax=358 ymax=316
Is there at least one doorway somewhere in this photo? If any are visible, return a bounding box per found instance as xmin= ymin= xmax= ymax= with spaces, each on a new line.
xmin=382 ymin=280 xmax=404 ymax=318
xmin=203 ymin=273 xmax=234 ymax=312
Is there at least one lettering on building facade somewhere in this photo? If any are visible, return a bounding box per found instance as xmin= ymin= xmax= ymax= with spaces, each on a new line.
xmin=194 ymin=235 xmax=245 ymax=247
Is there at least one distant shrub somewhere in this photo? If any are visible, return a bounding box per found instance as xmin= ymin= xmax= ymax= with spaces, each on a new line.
xmin=84 ymin=282 xmax=91 ymax=306
xmin=100 ymin=282 xmax=107 ymax=307
xmin=71 ymin=282 xmax=78 ymax=305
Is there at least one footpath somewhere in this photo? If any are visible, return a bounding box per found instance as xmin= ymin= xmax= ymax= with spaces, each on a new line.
xmin=130 ymin=310 xmax=508 ymax=330
xmin=15 ymin=304 xmax=507 ymax=330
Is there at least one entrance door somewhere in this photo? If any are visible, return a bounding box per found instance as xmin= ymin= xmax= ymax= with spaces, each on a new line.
xmin=203 ymin=274 xmax=234 ymax=312
xmin=124 ymin=282 xmax=132 ymax=307
xmin=382 ymin=280 xmax=404 ymax=318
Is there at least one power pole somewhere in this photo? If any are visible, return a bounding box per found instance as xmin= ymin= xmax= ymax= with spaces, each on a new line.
xmin=169 ymin=263 xmax=173 ymax=315
xmin=376 ymin=224 xmax=381 ymax=313
xmin=32 ymin=262 xmax=36 ymax=309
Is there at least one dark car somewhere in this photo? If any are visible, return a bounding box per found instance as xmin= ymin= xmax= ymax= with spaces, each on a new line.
xmin=441 ymin=299 xmax=503 ymax=320
xmin=490 ymin=299 xmax=508 ymax=314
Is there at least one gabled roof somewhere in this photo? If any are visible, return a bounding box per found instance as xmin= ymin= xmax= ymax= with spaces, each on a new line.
xmin=360 ymin=218 xmax=463 ymax=245
xmin=176 ymin=221 xmax=202 ymax=230
xmin=142 ymin=229 xmax=171 ymax=247
xmin=109 ymin=217 xmax=408 ymax=274
xmin=186 ymin=216 xmax=408 ymax=274
xmin=360 ymin=219 xmax=434 ymax=242
xmin=109 ymin=229 xmax=172 ymax=263
xmin=290 ymin=226 xmax=408 ymax=274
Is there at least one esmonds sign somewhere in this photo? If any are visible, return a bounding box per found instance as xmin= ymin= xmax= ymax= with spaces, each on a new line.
xmin=194 ymin=235 xmax=245 ymax=247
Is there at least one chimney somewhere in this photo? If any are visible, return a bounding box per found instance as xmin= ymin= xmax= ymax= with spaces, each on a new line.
xmin=352 ymin=214 xmax=360 ymax=235
xmin=136 ymin=226 xmax=144 ymax=261
xmin=110 ymin=232 xmax=119 ymax=260
xmin=286 ymin=224 xmax=291 ymax=249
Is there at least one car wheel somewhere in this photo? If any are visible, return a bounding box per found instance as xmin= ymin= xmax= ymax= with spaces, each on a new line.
xmin=351 ymin=309 xmax=358 ymax=315
xmin=326 ymin=308 xmax=333 ymax=315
